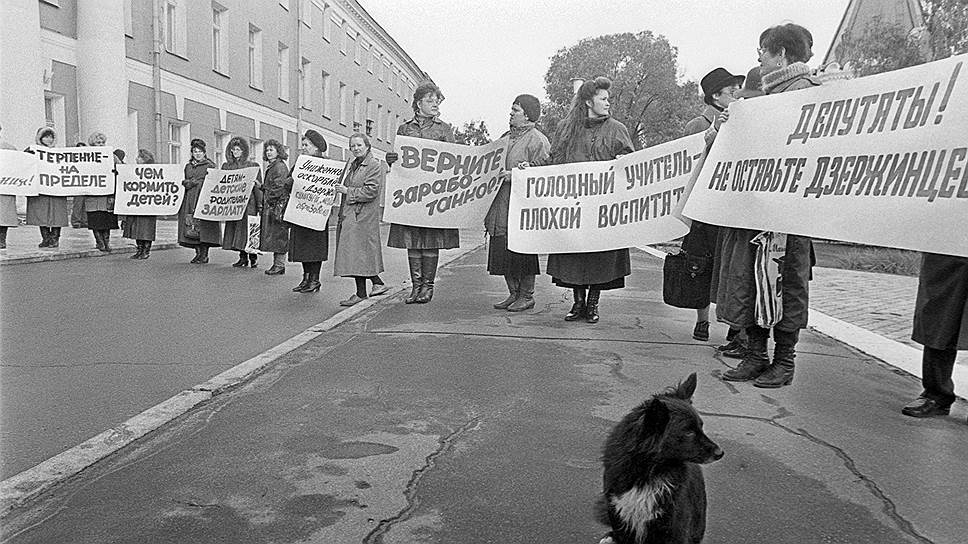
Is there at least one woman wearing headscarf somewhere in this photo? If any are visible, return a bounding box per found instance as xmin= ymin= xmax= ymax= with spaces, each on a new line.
xmin=385 ymin=82 xmax=459 ymax=304
xmin=546 ymin=76 xmax=634 ymax=324
xmin=178 ymin=138 xmax=221 ymax=263
xmin=288 ymin=129 xmax=329 ymax=293
xmin=26 ymin=126 xmax=68 ymax=248
xmin=484 ymin=94 xmax=550 ymax=312
xmin=123 ymin=149 xmax=159 ymax=259
xmin=260 ymin=139 xmax=291 ymax=275
xmin=719 ymin=23 xmax=820 ymax=388
xmin=221 ymin=136 xmax=264 ymax=268
xmin=333 ymin=133 xmax=389 ymax=306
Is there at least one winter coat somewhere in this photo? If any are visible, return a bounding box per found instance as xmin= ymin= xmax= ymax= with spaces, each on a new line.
xmin=913 ymin=253 xmax=968 ymax=350
xmin=1 ymin=141 xmax=20 ymax=226
xmin=178 ymin=156 xmax=221 ymax=247
xmin=123 ymin=216 xmax=156 ymax=241
xmin=287 ymin=152 xmax=329 ymax=262
xmin=683 ymin=105 xmax=719 ymax=136
xmin=546 ymin=116 xmax=634 ymax=289
xmin=386 ymin=115 xmax=460 ymax=250
xmin=25 ymin=130 xmax=69 ymax=227
xmin=715 ymin=63 xmax=819 ymax=331
xmin=221 ymin=137 xmax=264 ymax=251
xmin=259 ymin=158 xmax=290 ymax=253
xmin=483 ymin=125 xmax=551 ymax=238
xmin=334 ymin=152 xmax=385 ymax=276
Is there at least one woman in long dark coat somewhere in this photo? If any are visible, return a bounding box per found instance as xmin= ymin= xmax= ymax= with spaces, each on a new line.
xmin=123 ymin=149 xmax=159 ymax=259
xmin=26 ymin=127 xmax=68 ymax=248
xmin=260 ymin=139 xmax=290 ymax=275
xmin=178 ymin=139 xmax=221 ymax=263
xmin=288 ymin=130 xmax=329 ymax=293
xmin=546 ymin=76 xmax=634 ymax=324
xmin=221 ymin=136 xmax=264 ymax=268
xmin=86 ymin=145 xmax=121 ymax=252
xmin=385 ymin=82 xmax=459 ymax=304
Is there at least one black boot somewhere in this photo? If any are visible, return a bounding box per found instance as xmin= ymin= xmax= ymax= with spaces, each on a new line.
xmin=585 ymin=289 xmax=601 ymax=323
xmin=404 ymin=256 xmax=422 ymax=304
xmin=0 ymin=226 xmax=7 ymax=249
xmin=416 ymin=253 xmax=438 ymax=303
xmin=249 ymin=253 xmax=258 ymax=268
xmin=494 ymin=275 xmax=519 ymax=310
xmin=139 ymin=241 xmax=152 ymax=259
xmin=233 ymin=251 xmax=248 ymax=267
xmin=99 ymin=230 xmax=110 ymax=252
xmin=38 ymin=226 xmax=51 ymax=248
xmin=755 ymin=330 xmax=798 ymax=388
xmin=564 ymin=288 xmax=586 ymax=321
xmin=293 ymin=272 xmax=310 ymax=292
xmin=723 ymin=326 xmax=770 ymax=381
xmin=299 ymin=271 xmax=321 ymax=293
xmin=130 ymin=240 xmax=145 ymax=259
xmin=190 ymin=247 xmax=202 ymax=264
xmin=94 ymin=230 xmax=105 ymax=251
xmin=49 ymin=227 xmax=61 ymax=248
xmin=198 ymin=246 xmax=210 ymax=264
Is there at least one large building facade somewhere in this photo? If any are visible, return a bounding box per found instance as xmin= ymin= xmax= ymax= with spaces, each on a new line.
xmin=1 ymin=0 xmax=428 ymax=164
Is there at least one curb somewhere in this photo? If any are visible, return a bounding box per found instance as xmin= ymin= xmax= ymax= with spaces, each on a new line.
xmin=0 ymin=242 xmax=483 ymax=514
xmin=0 ymin=242 xmax=182 ymax=266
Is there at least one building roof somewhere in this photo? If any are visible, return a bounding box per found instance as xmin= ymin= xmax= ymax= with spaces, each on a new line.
xmin=342 ymin=0 xmax=431 ymax=84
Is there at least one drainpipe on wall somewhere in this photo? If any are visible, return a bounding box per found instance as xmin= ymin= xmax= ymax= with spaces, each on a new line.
xmin=152 ymin=0 xmax=164 ymax=159
xmin=294 ymin=0 xmax=303 ymax=147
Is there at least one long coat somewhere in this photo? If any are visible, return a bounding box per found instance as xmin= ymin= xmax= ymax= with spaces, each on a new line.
xmin=483 ymin=125 xmax=551 ymax=238
xmin=25 ymin=141 xmax=69 ymax=227
xmin=287 ymin=153 xmax=329 ymax=263
xmin=913 ymin=253 xmax=968 ymax=350
xmin=259 ymin=158 xmax=290 ymax=253
xmin=1 ymin=141 xmax=20 ymax=227
xmin=386 ymin=116 xmax=460 ymax=250
xmin=334 ymin=152 xmax=385 ymax=277
xmin=546 ymin=116 xmax=634 ymax=289
xmin=123 ymin=216 xmax=156 ymax=241
xmin=220 ymin=137 xmax=264 ymax=252
xmin=178 ymin=157 xmax=222 ymax=248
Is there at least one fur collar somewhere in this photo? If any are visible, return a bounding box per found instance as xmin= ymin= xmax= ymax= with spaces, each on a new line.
xmin=761 ymin=62 xmax=812 ymax=94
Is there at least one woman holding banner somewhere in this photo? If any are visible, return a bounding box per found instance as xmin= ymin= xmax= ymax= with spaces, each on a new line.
xmin=179 ymin=139 xmax=221 ymax=263
xmin=719 ymin=23 xmax=819 ymax=389
xmin=85 ymin=143 xmax=121 ymax=252
xmin=221 ymin=137 xmax=264 ymax=268
xmin=546 ymin=76 xmax=634 ymax=324
xmin=288 ymin=129 xmax=329 ymax=293
xmin=333 ymin=133 xmax=389 ymax=306
xmin=123 ymin=149 xmax=158 ymax=259
xmin=0 ymin=123 xmax=18 ymax=249
xmin=385 ymin=82 xmax=459 ymax=304
xmin=260 ymin=139 xmax=291 ymax=275
xmin=26 ymin=126 xmax=68 ymax=249
xmin=484 ymin=94 xmax=550 ymax=312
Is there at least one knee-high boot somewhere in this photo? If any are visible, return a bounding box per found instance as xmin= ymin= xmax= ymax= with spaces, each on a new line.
xmin=416 ymin=253 xmax=439 ymax=303
xmin=564 ymin=287 xmax=586 ymax=321
xmin=405 ymin=255 xmax=422 ymax=304
xmin=755 ymin=329 xmax=798 ymax=388
xmin=494 ymin=275 xmax=519 ymax=309
xmin=585 ymin=289 xmax=601 ymax=323
xmin=49 ymin=227 xmax=61 ymax=248
xmin=38 ymin=226 xmax=51 ymax=248
xmin=507 ymin=275 xmax=535 ymax=312
xmin=140 ymin=241 xmax=152 ymax=259
xmin=723 ymin=326 xmax=770 ymax=381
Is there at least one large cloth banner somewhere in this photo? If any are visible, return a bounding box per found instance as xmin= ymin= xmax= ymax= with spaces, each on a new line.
xmin=384 ymin=135 xmax=507 ymax=228
xmin=114 ymin=163 xmax=185 ymax=215
xmin=283 ymin=155 xmax=345 ymax=231
xmin=0 ymin=150 xmax=40 ymax=196
xmin=507 ymin=133 xmax=704 ymax=253
xmin=192 ymin=166 xmax=259 ymax=221
xmin=32 ymin=146 xmax=115 ymax=196
xmin=683 ymin=53 xmax=968 ymax=258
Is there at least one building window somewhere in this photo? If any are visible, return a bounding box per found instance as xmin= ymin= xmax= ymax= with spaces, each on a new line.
xmin=321 ymin=71 xmax=331 ymax=118
xmin=123 ymin=0 xmax=134 ymax=37
xmin=322 ymin=3 xmax=331 ymax=42
xmin=43 ymin=93 xmax=65 ymax=145
xmin=214 ymin=131 xmax=229 ymax=167
xmin=164 ymin=0 xmax=187 ymax=57
xmin=338 ymin=19 xmax=346 ymax=54
xmin=279 ymin=0 xmax=289 ymax=10
xmin=168 ymin=123 xmax=184 ymax=164
xmin=249 ymin=139 xmax=263 ymax=163
xmin=338 ymin=82 xmax=347 ymax=126
xmin=248 ymin=25 xmax=263 ymax=88
xmin=212 ymin=4 xmax=227 ymax=73
xmin=365 ymin=98 xmax=373 ymax=136
xmin=353 ymin=91 xmax=361 ymax=132
xmin=375 ymin=104 xmax=383 ymax=140
xmin=277 ymin=43 xmax=290 ymax=101
xmin=378 ymin=57 xmax=385 ymax=82
xmin=354 ymin=37 xmax=363 ymax=65
xmin=299 ymin=0 xmax=311 ymax=26
xmin=300 ymin=58 xmax=311 ymax=110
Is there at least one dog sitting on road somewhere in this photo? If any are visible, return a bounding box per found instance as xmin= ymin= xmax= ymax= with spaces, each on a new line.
xmin=596 ymin=373 xmax=724 ymax=544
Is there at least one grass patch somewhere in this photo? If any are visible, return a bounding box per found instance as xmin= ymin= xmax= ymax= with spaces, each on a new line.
xmin=812 ymin=242 xmax=921 ymax=276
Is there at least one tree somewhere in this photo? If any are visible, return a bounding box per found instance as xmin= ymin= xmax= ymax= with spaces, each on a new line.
xmin=543 ymin=32 xmax=701 ymax=149
xmin=453 ymin=120 xmax=492 ymax=145
xmin=921 ymin=0 xmax=968 ymax=59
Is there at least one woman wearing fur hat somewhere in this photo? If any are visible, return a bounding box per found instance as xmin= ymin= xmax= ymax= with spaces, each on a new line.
xmin=385 ymin=82 xmax=459 ymax=304
xmin=546 ymin=76 xmax=634 ymax=324
xmin=178 ymin=138 xmax=221 ymax=263
xmin=221 ymin=136 xmax=264 ymax=268
xmin=288 ymin=129 xmax=330 ymax=293
xmin=123 ymin=149 xmax=159 ymax=259
xmin=484 ymin=94 xmax=550 ymax=312
xmin=26 ymin=126 xmax=69 ymax=248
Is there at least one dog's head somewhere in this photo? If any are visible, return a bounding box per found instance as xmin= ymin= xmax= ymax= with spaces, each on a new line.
xmin=635 ymin=373 xmax=724 ymax=465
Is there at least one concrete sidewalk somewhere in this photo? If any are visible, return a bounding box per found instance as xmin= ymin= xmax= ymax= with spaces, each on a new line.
xmin=0 ymin=218 xmax=180 ymax=265
xmin=2 ymin=246 xmax=965 ymax=544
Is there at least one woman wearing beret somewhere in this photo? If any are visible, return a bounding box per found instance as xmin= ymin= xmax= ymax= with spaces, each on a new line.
xmin=288 ymin=129 xmax=330 ymax=293
xmin=178 ymin=138 xmax=221 ymax=263
xmin=484 ymin=94 xmax=550 ymax=312
xmin=26 ymin=126 xmax=68 ymax=248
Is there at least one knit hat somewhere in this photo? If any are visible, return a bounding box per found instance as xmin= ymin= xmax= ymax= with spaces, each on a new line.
xmin=190 ymin=138 xmax=206 ymax=153
xmin=513 ymin=94 xmax=541 ymax=122
xmin=303 ymin=129 xmax=328 ymax=154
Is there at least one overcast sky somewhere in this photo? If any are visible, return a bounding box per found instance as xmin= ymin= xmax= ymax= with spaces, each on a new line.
xmin=360 ymin=0 xmax=852 ymax=134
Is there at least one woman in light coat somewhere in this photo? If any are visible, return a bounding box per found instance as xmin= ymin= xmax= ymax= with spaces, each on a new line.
xmin=26 ymin=127 xmax=68 ymax=248
xmin=122 ymin=149 xmax=159 ymax=259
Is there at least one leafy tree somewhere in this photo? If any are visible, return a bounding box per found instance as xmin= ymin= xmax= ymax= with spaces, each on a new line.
xmin=453 ymin=120 xmax=492 ymax=145
xmin=921 ymin=0 xmax=968 ymax=59
xmin=543 ymin=31 xmax=702 ymax=149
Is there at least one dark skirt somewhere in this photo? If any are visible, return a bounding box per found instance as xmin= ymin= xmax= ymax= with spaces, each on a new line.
xmin=87 ymin=211 xmax=118 ymax=230
xmin=487 ymin=236 xmax=539 ymax=276
xmin=288 ymin=224 xmax=328 ymax=262
xmin=548 ymin=249 xmax=630 ymax=291
xmin=387 ymin=224 xmax=459 ymax=249
xmin=122 ymin=216 xmax=157 ymax=241
xmin=222 ymin=216 xmax=254 ymax=252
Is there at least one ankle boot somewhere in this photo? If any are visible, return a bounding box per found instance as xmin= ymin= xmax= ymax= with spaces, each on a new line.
xmin=565 ymin=288 xmax=586 ymax=321
xmin=49 ymin=227 xmax=61 ymax=248
xmin=38 ymin=227 xmax=51 ymax=248
xmin=299 ymin=271 xmax=321 ymax=293
xmin=249 ymin=253 xmax=258 ymax=268
xmin=99 ymin=230 xmax=110 ymax=252
xmin=94 ymin=231 xmax=105 ymax=251
xmin=723 ymin=327 xmax=770 ymax=381
xmin=140 ymin=241 xmax=152 ymax=259
xmin=416 ymin=254 xmax=438 ymax=303
xmin=755 ymin=342 xmax=796 ymax=388
xmin=198 ymin=246 xmax=210 ymax=264
xmin=585 ymin=289 xmax=601 ymax=323
xmin=130 ymin=240 xmax=144 ymax=259
xmin=293 ymin=273 xmax=310 ymax=292
xmin=494 ymin=275 xmax=519 ymax=309
xmin=190 ymin=247 xmax=202 ymax=264
xmin=508 ymin=275 xmax=535 ymax=312
xmin=404 ymin=256 xmax=423 ymax=304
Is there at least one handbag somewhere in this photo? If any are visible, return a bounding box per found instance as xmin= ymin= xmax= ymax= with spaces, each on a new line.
xmin=184 ymin=214 xmax=200 ymax=240
xmin=663 ymin=251 xmax=712 ymax=309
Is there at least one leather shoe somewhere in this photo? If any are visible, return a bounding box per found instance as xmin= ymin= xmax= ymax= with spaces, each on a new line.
xmin=901 ymin=397 xmax=951 ymax=418
xmin=369 ymin=284 xmax=390 ymax=296
xmin=339 ymin=294 xmax=366 ymax=306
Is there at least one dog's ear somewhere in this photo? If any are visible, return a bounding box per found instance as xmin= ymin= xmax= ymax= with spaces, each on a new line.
xmin=673 ymin=373 xmax=697 ymax=401
xmin=640 ymin=398 xmax=670 ymax=437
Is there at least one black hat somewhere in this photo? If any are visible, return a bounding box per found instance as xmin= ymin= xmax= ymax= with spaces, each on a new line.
xmin=113 ymin=149 xmax=126 ymax=162
xmin=700 ymin=67 xmax=745 ymax=106
xmin=303 ymin=129 xmax=327 ymax=153
xmin=513 ymin=94 xmax=541 ymax=122
xmin=190 ymin=138 xmax=206 ymax=152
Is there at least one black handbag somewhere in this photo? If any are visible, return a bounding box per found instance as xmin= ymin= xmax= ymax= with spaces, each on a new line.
xmin=663 ymin=251 xmax=712 ymax=309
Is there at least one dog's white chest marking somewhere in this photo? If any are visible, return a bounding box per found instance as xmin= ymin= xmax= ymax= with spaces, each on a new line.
xmin=611 ymin=479 xmax=673 ymax=539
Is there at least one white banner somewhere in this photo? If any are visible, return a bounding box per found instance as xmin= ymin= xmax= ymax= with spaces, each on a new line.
xmin=383 ymin=135 xmax=506 ymax=228
xmin=508 ymin=133 xmax=704 ymax=253
xmin=192 ymin=166 xmax=259 ymax=221
xmin=283 ymin=155 xmax=344 ymax=231
xmin=683 ymin=54 xmax=968 ymax=258
xmin=114 ymin=163 xmax=185 ymax=215
xmin=32 ymin=146 xmax=115 ymax=196
xmin=0 ymin=149 xmax=40 ymax=196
